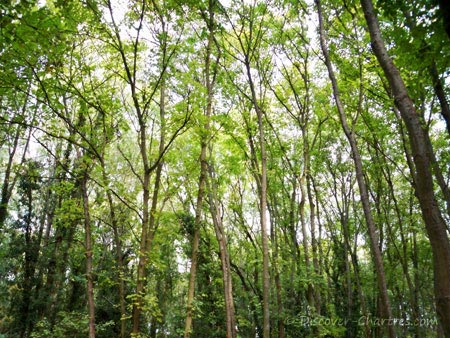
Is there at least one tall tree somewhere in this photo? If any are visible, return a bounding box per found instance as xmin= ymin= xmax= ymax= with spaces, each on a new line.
xmin=183 ymin=0 xmax=233 ymax=335
xmin=223 ymin=3 xmax=272 ymax=335
xmin=315 ymin=0 xmax=395 ymax=337
xmin=360 ymin=0 xmax=450 ymax=335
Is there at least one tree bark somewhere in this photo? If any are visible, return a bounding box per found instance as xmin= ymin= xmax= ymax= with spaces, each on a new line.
xmin=18 ymin=166 xmax=36 ymax=338
xmin=183 ymin=2 xmax=216 ymax=335
xmin=0 ymin=93 xmax=32 ymax=229
xmin=0 ymin=127 xmax=20 ymax=228
xmin=299 ymin=173 xmax=314 ymax=309
xmin=429 ymin=61 xmax=450 ymax=136
xmin=360 ymin=0 xmax=450 ymax=335
xmin=244 ymin=54 xmax=271 ymax=338
xmin=315 ymin=1 xmax=395 ymax=337
xmin=101 ymin=162 xmax=127 ymax=338
xmin=207 ymin=161 xmax=237 ymax=338
xmin=184 ymin=224 xmax=200 ymax=337
xmin=108 ymin=1 xmax=167 ymax=332
xmin=132 ymin=66 xmax=166 ymax=335
xmin=81 ymin=170 xmax=96 ymax=338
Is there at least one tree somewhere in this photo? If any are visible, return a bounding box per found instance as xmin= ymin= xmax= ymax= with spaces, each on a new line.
xmin=222 ymin=2 xmax=272 ymax=335
xmin=360 ymin=0 xmax=450 ymax=335
xmin=315 ymin=0 xmax=395 ymax=337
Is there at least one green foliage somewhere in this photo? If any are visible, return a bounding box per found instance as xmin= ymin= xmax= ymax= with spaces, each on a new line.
xmin=0 ymin=0 xmax=447 ymax=337
xmin=31 ymin=312 xmax=89 ymax=338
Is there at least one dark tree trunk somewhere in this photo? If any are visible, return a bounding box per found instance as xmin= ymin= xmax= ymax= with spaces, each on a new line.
xmin=19 ymin=175 xmax=35 ymax=338
xmin=81 ymin=171 xmax=96 ymax=338
xmin=360 ymin=0 xmax=450 ymax=335
xmin=429 ymin=62 xmax=450 ymax=136
xmin=438 ymin=0 xmax=450 ymax=39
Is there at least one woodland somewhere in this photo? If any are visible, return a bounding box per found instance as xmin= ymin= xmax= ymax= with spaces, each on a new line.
xmin=0 ymin=0 xmax=449 ymax=337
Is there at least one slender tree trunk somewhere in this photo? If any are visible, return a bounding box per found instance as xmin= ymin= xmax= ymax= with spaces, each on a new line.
xmin=105 ymin=2 xmax=149 ymax=332
xmin=48 ymin=200 xmax=78 ymax=329
xmin=429 ymin=61 xmax=450 ymax=136
xmin=0 ymin=127 xmax=20 ymax=228
xmin=19 ymin=172 xmax=34 ymax=338
xmin=312 ymin=178 xmax=326 ymax=321
xmin=132 ymin=70 xmax=166 ymax=335
xmin=207 ymin=161 xmax=237 ymax=338
xmin=184 ymin=225 xmax=200 ymax=337
xmin=382 ymin=164 xmax=421 ymax=338
xmin=184 ymin=2 xmax=216 ymax=335
xmin=303 ymin=129 xmax=321 ymax=314
xmin=131 ymin=123 xmax=151 ymax=334
xmin=45 ymin=143 xmax=77 ymax=329
xmin=315 ymin=1 xmax=395 ymax=337
xmin=360 ymin=0 xmax=450 ymax=334
xmin=0 ymin=87 xmax=31 ymax=228
xmin=307 ymin=176 xmax=321 ymax=315
xmin=289 ymin=180 xmax=300 ymax=261
xmin=401 ymin=12 xmax=450 ymax=213
xmin=411 ymin=216 xmax=421 ymax=338
xmin=351 ymin=250 xmax=372 ymax=338
xmin=299 ymin=173 xmax=314 ymax=309
xmin=274 ymin=249 xmax=284 ymax=338
xmin=101 ymin=162 xmax=127 ymax=338
xmin=244 ymin=56 xmax=271 ymax=338
xmin=426 ymin=139 xmax=450 ymax=219
xmin=145 ymin=72 xmax=166 ymax=329
xmin=268 ymin=200 xmax=285 ymax=338
xmin=110 ymin=199 xmax=127 ymax=338
xmin=33 ymin=172 xmax=56 ymax=320
xmin=183 ymin=119 xmax=206 ymax=337
xmin=81 ymin=170 xmax=96 ymax=338
xmin=125 ymin=3 xmax=168 ymax=332
xmin=230 ymin=185 xmax=262 ymax=336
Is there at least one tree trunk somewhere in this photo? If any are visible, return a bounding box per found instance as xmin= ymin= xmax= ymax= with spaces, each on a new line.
xmin=0 ymin=87 xmax=31 ymax=228
xmin=429 ymin=61 xmax=450 ymax=136
xmin=401 ymin=13 xmax=450 ymax=215
xmin=132 ymin=70 xmax=166 ymax=335
xmin=45 ymin=143 xmax=78 ymax=329
xmin=81 ymin=170 xmax=96 ymax=338
xmin=382 ymin=163 xmax=421 ymax=338
xmin=121 ymin=2 xmax=167 ymax=332
xmin=268 ymin=201 xmax=285 ymax=338
xmin=184 ymin=225 xmax=200 ymax=337
xmin=183 ymin=2 xmax=216 ymax=335
xmin=360 ymin=0 xmax=450 ymax=335
xmin=131 ymin=119 xmax=151 ymax=334
xmin=299 ymin=173 xmax=314 ymax=309
xmin=101 ymin=163 xmax=127 ymax=338
xmin=244 ymin=55 xmax=271 ymax=338
xmin=207 ymin=161 xmax=237 ymax=338
xmin=315 ymin=1 xmax=395 ymax=337
xmin=0 ymin=127 xmax=20 ymax=228
xmin=19 ymin=170 xmax=35 ymax=338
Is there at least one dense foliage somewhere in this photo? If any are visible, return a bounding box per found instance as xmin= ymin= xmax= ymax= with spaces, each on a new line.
xmin=0 ymin=0 xmax=449 ymax=337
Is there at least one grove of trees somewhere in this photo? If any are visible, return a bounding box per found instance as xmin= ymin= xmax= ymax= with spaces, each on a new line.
xmin=0 ymin=0 xmax=449 ymax=337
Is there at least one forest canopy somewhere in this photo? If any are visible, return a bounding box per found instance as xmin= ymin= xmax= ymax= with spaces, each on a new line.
xmin=0 ymin=0 xmax=449 ymax=337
